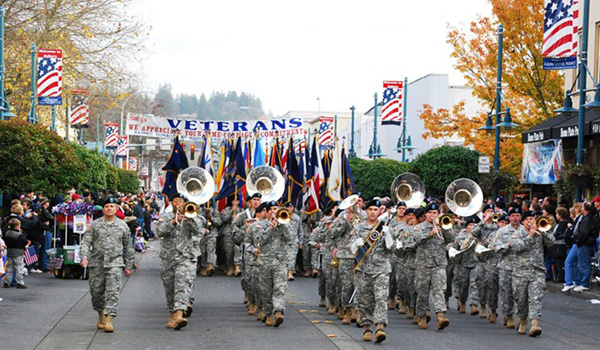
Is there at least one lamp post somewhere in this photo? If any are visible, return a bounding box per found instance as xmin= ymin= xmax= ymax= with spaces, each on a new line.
xmin=28 ymin=43 xmax=38 ymax=124
xmin=478 ymin=24 xmax=517 ymax=199
xmin=349 ymin=105 xmax=356 ymax=158
xmin=368 ymin=93 xmax=384 ymax=159
xmin=575 ymin=0 xmax=591 ymax=202
xmin=0 ymin=7 xmax=15 ymax=121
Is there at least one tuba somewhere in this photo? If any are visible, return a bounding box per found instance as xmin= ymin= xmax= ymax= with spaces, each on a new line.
xmin=247 ymin=165 xmax=285 ymax=203
xmin=445 ymin=178 xmax=484 ymax=217
xmin=390 ymin=172 xmax=425 ymax=207
xmin=176 ymin=166 xmax=216 ymax=218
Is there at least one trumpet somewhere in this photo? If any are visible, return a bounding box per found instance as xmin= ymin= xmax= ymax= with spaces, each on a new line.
xmin=492 ymin=213 xmax=500 ymax=222
xmin=184 ymin=202 xmax=199 ymax=218
xmin=274 ymin=208 xmax=291 ymax=225
xmin=438 ymin=214 xmax=454 ymax=230
xmin=536 ymin=215 xmax=555 ymax=233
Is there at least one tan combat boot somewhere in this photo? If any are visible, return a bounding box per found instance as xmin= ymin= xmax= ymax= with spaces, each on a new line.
xmin=288 ymin=270 xmax=295 ymax=281
xmin=200 ymin=267 xmax=208 ymax=276
xmin=517 ymin=318 xmax=527 ymax=335
xmin=303 ymin=270 xmax=311 ymax=277
xmin=386 ymin=296 xmax=395 ymax=310
xmin=104 ymin=315 xmax=114 ymax=333
xmin=398 ymin=300 xmax=407 ymax=314
xmin=337 ymin=306 xmax=345 ymax=320
xmin=479 ymin=303 xmax=487 ymax=318
xmin=257 ymin=310 xmax=266 ymax=322
xmin=319 ymin=297 xmax=326 ymax=307
xmin=407 ymin=307 xmax=415 ymax=319
xmin=226 ymin=266 xmax=233 ymax=276
xmin=207 ymin=263 xmax=215 ymax=276
xmin=488 ymin=310 xmax=497 ymax=323
xmin=342 ymin=308 xmax=352 ymax=325
xmin=417 ymin=316 xmax=427 ymax=329
xmin=247 ymin=304 xmax=256 ymax=315
xmin=234 ymin=264 xmax=242 ymax=277
xmin=265 ymin=314 xmax=274 ymax=327
xmin=529 ymin=318 xmax=542 ymax=337
xmin=97 ymin=311 xmax=106 ymax=330
xmin=311 ymin=268 xmax=319 ymax=278
xmin=470 ymin=305 xmax=479 ymax=315
xmin=459 ymin=302 xmax=466 ymax=314
xmin=173 ymin=310 xmax=188 ymax=330
xmin=436 ymin=312 xmax=450 ymax=330
xmin=327 ymin=304 xmax=335 ymax=315
xmin=506 ymin=315 xmax=515 ymax=329
xmin=166 ymin=311 xmax=177 ymax=329
xmin=362 ymin=325 xmax=373 ymax=341
xmin=274 ymin=311 xmax=284 ymax=327
xmin=375 ymin=323 xmax=386 ymax=343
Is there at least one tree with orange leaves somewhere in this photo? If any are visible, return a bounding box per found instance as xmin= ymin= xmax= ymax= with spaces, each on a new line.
xmin=420 ymin=0 xmax=564 ymax=179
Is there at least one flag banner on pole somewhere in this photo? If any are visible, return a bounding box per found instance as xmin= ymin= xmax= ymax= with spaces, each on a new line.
xmin=116 ymin=136 xmax=127 ymax=158
xmin=382 ymin=80 xmax=403 ymax=125
xmin=318 ymin=116 xmax=334 ymax=146
xmin=161 ymin=135 xmax=189 ymax=201
xmin=105 ymin=122 xmax=119 ymax=148
xmin=129 ymin=157 xmax=138 ymax=171
xmin=70 ymin=90 xmax=90 ymax=127
xmin=126 ymin=114 xmax=306 ymax=141
xmin=24 ymin=246 xmax=38 ymax=266
xmin=36 ymin=49 xmax=63 ymax=105
xmin=542 ymin=0 xmax=578 ymax=70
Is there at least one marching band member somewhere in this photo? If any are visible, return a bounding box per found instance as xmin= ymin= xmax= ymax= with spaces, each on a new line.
xmin=387 ymin=201 xmax=406 ymax=311
xmin=308 ymin=202 xmax=338 ymax=310
xmin=351 ymin=199 xmax=395 ymax=343
xmin=300 ymin=199 xmax=323 ymax=278
xmin=395 ymin=208 xmax=418 ymax=320
xmin=452 ymin=215 xmax=480 ymax=314
xmin=198 ymin=204 xmax=222 ymax=276
xmin=219 ymin=197 xmax=241 ymax=276
xmin=233 ymin=193 xmax=262 ymax=303
xmin=284 ymin=202 xmax=303 ymax=281
xmin=412 ymin=203 xmax=453 ymax=331
xmin=244 ymin=202 xmax=268 ymax=319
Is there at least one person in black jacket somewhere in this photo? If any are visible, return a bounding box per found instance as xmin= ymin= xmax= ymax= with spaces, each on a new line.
xmin=3 ymin=219 xmax=29 ymax=289
xmin=38 ymin=197 xmax=55 ymax=272
xmin=551 ymin=207 xmax=571 ymax=283
xmin=20 ymin=199 xmax=42 ymax=273
xmin=573 ymin=202 xmax=599 ymax=291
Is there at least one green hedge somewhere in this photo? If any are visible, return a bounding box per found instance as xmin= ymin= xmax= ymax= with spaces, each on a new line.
xmin=349 ymin=157 xmax=411 ymax=199
xmin=0 ymin=119 xmax=139 ymax=195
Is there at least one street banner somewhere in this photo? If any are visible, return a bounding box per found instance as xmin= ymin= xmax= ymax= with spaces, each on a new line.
xmin=105 ymin=122 xmax=119 ymax=148
xmin=70 ymin=89 xmax=89 ymax=127
xmin=36 ymin=49 xmax=63 ymax=105
xmin=116 ymin=135 xmax=127 ymax=158
xmin=129 ymin=157 xmax=138 ymax=171
xmin=521 ymin=139 xmax=562 ymax=184
xmin=318 ymin=116 xmax=334 ymax=146
xmin=542 ymin=0 xmax=578 ymax=70
xmin=126 ymin=113 xmax=306 ymax=141
xmin=382 ymin=80 xmax=403 ymax=125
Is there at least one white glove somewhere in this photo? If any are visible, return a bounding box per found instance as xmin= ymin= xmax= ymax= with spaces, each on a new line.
xmin=383 ymin=227 xmax=393 ymax=249
xmin=350 ymin=237 xmax=364 ymax=255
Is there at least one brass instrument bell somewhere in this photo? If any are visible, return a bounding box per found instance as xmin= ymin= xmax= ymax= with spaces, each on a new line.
xmin=445 ymin=178 xmax=484 ymax=217
xmin=276 ymin=208 xmax=291 ymax=225
xmin=390 ymin=172 xmax=425 ymax=208
xmin=438 ymin=214 xmax=454 ymax=230
xmin=536 ymin=215 xmax=555 ymax=233
xmin=332 ymin=256 xmax=340 ymax=269
xmin=247 ymin=165 xmax=285 ymax=203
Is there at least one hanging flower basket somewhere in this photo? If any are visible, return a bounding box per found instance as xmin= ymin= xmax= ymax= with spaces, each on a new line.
xmin=554 ymin=163 xmax=600 ymax=199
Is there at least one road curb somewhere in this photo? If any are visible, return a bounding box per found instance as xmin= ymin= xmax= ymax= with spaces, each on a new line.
xmin=545 ymin=282 xmax=600 ymax=301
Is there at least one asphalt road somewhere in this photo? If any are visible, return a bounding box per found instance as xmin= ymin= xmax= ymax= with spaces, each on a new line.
xmin=1 ymin=241 xmax=599 ymax=350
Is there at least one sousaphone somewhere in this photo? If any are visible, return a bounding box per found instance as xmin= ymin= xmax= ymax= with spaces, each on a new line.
xmin=176 ymin=166 xmax=216 ymax=218
xmin=390 ymin=172 xmax=425 ymax=208
xmin=247 ymin=165 xmax=285 ymax=203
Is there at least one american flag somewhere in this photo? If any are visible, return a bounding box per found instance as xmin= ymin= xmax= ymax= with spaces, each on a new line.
xmin=129 ymin=157 xmax=138 ymax=171
xmin=381 ymin=81 xmax=403 ymax=125
xmin=543 ymin=0 xmax=578 ymax=58
xmin=36 ymin=49 xmax=62 ymax=105
xmin=294 ymin=138 xmax=306 ymax=155
xmin=116 ymin=136 xmax=127 ymax=158
xmin=318 ymin=116 xmax=334 ymax=146
xmin=24 ymin=246 xmax=38 ymax=266
xmin=70 ymin=93 xmax=89 ymax=126
xmin=105 ymin=122 xmax=119 ymax=148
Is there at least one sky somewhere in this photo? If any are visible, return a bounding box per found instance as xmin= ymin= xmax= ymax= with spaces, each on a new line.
xmin=139 ymin=0 xmax=493 ymax=116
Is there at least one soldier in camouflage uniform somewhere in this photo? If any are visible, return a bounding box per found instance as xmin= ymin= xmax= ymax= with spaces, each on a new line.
xmin=243 ymin=202 xmax=268 ymax=318
xmin=301 ymin=207 xmax=323 ymax=277
xmin=452 ymin=216 xmax=479 ymax=314
xmin=284 ymin=203 xmax=303 ymax=281
xmin=413 ymin=203 xmax=454 ymax=331
xmin=313 ymin=202 xmax=339 ymax=313
xmin=219 ymin=198 xmax=241 ymax=276
xmin=198 ymin=205 xmax=222 ymax=276
xmin=387 ymin=202 xmax=406 ymax=311
xmin=254 ymin=201 xmax=291 ymax=327
xmin=350 ymin=199 xmax=394 ymax=343
xmin=395 ymin=208 xmax=418 ymax=320
xmin=490 ymin=207 xmax=522 ymax=329
xmin=331 ymin=203 xmax=367 ymax=324
xmin=471 ymin=204 xmax=500 ymax=322
xmin=80 ymin=197 xmax=135 ymax=333
xmin=308 ymin=214 xmax=331 ymax=307
xmin=232 ymin=193 xmax=262 ymax=279
xmin=155 ymin=194 xmax=205 ymax=330
xmin=509 ymin=210 xmax=554 ymax=337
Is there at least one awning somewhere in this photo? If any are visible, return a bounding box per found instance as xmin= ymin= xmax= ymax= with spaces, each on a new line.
xmin=551 ymin=108 xmax=600 ymax=139
xmin=521 ymin=114 xmax=570 ymax=143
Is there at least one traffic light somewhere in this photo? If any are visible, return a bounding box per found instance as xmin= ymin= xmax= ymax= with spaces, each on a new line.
xmin=190 ymin=144 xmax=195 ymax=160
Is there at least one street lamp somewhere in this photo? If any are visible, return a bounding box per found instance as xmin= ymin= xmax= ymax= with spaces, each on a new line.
xmin=367 ymin=92 xmax=384 ymax=159
xmin=0 ymin=7 xmax=15 ymax=121
xmin=349 ymin=106 xmax=356 ymax=158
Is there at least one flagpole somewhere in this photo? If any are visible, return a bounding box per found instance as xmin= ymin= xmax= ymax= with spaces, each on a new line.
xmin=401 ymin=77 xmax=408 ymax=162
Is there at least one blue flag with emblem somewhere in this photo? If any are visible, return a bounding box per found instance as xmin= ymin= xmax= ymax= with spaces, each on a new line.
xmin=161 ymin=135 xmax=189 ymax=201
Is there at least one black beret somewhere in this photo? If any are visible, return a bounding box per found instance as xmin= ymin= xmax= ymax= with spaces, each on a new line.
xmin=396 ymin=201 xmax=407 ymax=207
xmin=171 ymin=193 xmax=187 ymax=201
xmin=364 ymin=199 xmax=381 ymax=209
xmin=385 ymin=201 xmax=394 ymax=209
xmin=266 ymin=200 xmax=278 ymax=211
xmin=508 ymin=207 xmax=522 ymax=216
xmin=257 ymin=202 xmax=268 ymax=212
xmin=498 ymin=214 xmax=509 ymax=222
xmin=102 ymin=197 xmax=118 ymax=207
xmin=520 ymin=210 xmax=535 ymax=222
xmin=414 ymin=208 xmax=426 ymax=219
xmin=425 ymin=203 xmax=440 ymax=213
xmin=249 ymin=193 xmax=262 ymax=200
xmin=483 ymin=204 xmax=495 ymax=212
xmin=465 ymin=215 xmax=481 ymax=225
xmin=285 ymin=202 xmax=294 ymax=207
xmin=404 ymin=208 xmax=415 ymax=215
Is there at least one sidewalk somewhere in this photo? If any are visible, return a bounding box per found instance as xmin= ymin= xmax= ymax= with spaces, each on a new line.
xmin=546 ymin=279 xmax=600 ymax=301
